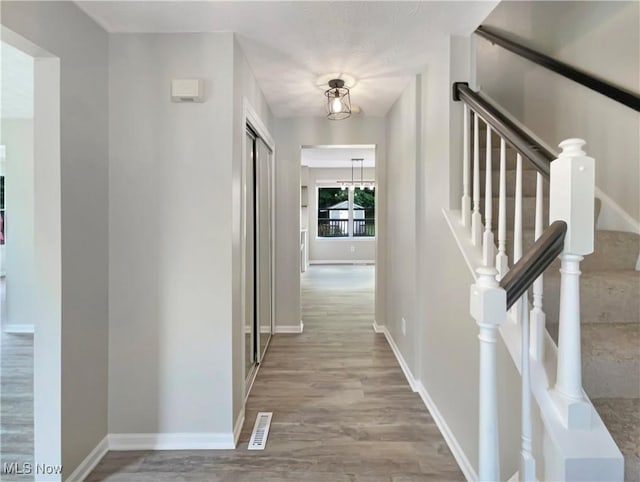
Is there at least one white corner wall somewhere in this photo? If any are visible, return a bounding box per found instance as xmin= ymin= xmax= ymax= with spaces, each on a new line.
xmin=273 ymin=117 xmax=386 ymax=330
xmin=383 ymin=77 xmax=418 ymax=371
xmin=109 ymin=33 xmax=236 ymax=438
xmin=307 ymin=167 xmax=376 ymax=263
xmin=1 ymin=1 xmax=109 ymax=477
xmin=477 ymin=0 xmax=640 ymax=228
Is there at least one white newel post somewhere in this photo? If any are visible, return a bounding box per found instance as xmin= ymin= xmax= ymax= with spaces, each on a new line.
xmin=470 ymin=267 xmax=506 ymax=482
xmin=550 ymin=138 xmax=595 ymax=430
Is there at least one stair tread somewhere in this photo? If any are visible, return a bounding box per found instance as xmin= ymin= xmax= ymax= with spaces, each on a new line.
xmin=591 ymin=397 xmax=640 ymax=482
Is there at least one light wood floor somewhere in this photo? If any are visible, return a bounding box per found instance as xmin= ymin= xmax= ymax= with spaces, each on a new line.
xmin=0 ymin=332 xmax=34 ymax=481
xmin=89 ymin=265 xmax=463 ymax=481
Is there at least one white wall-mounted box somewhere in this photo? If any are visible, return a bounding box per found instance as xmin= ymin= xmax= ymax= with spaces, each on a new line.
xmin=171 ymin=79 xmax=204 ymax=102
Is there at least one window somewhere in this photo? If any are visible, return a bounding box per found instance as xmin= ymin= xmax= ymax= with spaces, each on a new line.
xmin=317 ymin=186 xmax=375 ymax=238
xmin=353 ymin=187 xmax=375 ymax=237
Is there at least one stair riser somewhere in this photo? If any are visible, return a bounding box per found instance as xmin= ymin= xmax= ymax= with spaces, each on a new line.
xmin=584 ymin=358 xmax=640 ymax=398
xmin=544 ymin=274 xmax=640 ymax=324
xmin=478 ymin=169 xmax=543 ymax=198
xmin=471 ymin=147 xmax=538 ymax=170
xmin=478 ymin=196 xmax=549 ymax=231
xmin=496 ymin=230 xmax=639 ymax=272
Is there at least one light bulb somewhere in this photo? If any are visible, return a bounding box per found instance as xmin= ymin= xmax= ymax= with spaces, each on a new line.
xmin=331 ymin=97 xmax=342 ymax=113
xmin=341 ymin=185 xmax=346 ymax=191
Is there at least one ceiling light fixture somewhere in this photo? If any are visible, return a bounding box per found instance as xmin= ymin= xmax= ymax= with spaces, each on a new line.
xmin=325 ymin=79 xmax=351 ymax=120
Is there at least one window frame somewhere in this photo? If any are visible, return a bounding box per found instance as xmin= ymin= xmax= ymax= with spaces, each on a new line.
xmin=315 ymin=183 xmax=376 ymax=240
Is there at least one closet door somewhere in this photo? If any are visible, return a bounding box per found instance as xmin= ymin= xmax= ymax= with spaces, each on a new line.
xmin=256 ymin=137 xmax=273 ymax=361
xmin=245 ymin=130 xmax=256 ymax=381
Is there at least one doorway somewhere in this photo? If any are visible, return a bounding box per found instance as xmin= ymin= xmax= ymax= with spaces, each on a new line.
xmin=300 ymin=145 xmax=376 ymax=267
xmin=244 ymin=123 xmax=274 ymax=394
xmin=299 ymin=144 xmax=377 ymax=337
xmin=0 ymin=29 xmax=62 ymax=474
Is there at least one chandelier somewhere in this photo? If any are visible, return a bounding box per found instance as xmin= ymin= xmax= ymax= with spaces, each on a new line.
xmin=338 ymin=158 xmax=375 ymax=190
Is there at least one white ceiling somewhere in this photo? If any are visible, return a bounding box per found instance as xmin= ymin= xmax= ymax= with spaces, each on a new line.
xmin=1 ymin=41 xmax=34 ymax=119
xmin=76 ymin=1 xmax=497 ymax=117
xmin=301 ymin=145 xmax=375 ymax=168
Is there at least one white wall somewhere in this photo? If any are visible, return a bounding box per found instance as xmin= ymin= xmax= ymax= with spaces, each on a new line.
xmin=306 ymin=167 xmax=376 ymax=263
xmin=477 ymin=0 xmax=640 ymax=226
xmin=1 ymin=2 xmax=108 ymax=477
xmin=273 ymin=117 xmax=386 ymax=329
xmin=0 ymin=119 xmax=35 ymax=331
xmin=109 ymin=33 xmax=237 ymax=438
xmin=383 ymin=77 xmax=418 ymax=370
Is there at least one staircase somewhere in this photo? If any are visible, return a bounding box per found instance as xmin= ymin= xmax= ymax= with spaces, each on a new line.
xmin=478 ymin=129 xmax=640 ymax=481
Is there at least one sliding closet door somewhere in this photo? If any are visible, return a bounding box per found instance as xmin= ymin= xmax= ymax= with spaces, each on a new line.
xmin=256 ymin=137 xmax=273 ymax=361
xmin=245 ymin=130 xmax=256 ymax=381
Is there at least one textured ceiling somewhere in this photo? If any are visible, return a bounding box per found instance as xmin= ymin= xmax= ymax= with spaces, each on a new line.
xmin=301 ymin=146 xmax=375 ymax=168
xmin=1 ymin=41 xmax=33 ymax=119
xmin=76 ymin=1 xmax=498 ymax=117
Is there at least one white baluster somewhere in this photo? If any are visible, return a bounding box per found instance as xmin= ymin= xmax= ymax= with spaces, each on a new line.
xmin=470 ymin=266 xmax=505 ymax=482
xmin=513 ymin=153 xmax=524 ymax=323
xmin=472 ymin=113 xmax=482 ymax=246
xmin=483 ymin=126 xmax=494 ymax=266
xmin=530 ymin=173 xmax=546 ymax=361
xmin=495 ymin=139 xmax=508 ymax=277
xmin=520 ymin=296 xmax=536 ymax=482
xmin=462 ymin=105 xmax=471 ymax=228
xmin=550 ymin=139 xmax=595 ymax=430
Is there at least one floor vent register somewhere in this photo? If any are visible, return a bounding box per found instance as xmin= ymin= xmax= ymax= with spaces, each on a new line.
xmin=248 ymin=411 xmax=272 ymax=450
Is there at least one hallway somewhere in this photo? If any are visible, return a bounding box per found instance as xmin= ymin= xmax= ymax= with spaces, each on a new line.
xmin=89 ymin=265 xmax=462 ymax=481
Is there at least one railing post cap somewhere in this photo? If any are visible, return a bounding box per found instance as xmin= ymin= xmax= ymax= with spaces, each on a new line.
xmin=558 ymin=138 xmax=586 ymax=157
xmin=475 ymin=266 xmax=499 ymax=285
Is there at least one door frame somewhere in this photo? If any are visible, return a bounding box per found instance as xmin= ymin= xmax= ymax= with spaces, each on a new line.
xmin=241 ymin=98 xmax=275 ymax=401
xmin=1 ymin=26 xmax=62 ymax=474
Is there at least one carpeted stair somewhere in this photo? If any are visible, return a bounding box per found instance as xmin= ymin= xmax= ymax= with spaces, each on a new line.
xmin=476 ymin=129 xmax=640 ymax=481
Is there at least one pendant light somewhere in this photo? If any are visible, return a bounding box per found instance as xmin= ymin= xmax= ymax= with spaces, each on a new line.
xmin=325 ymin=79 xmax=351 ymax=120
xmin=338 ymin=158 xmax=374 ymax=190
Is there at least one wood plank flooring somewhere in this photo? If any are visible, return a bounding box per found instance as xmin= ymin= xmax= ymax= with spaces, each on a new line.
xmin=0 ymin=332 xmax=34 ymax=481
xmin=90 ymin=265 xmax=464 ymax=481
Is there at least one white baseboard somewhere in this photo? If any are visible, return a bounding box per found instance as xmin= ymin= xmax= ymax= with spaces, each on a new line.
xmin=372 ymin=320 xmax=384 ymax=333
xmin=309 ymin=260 xmax=375 ymax=265
xmin=3 ymin=324 xmax=35 ymax=334
xmin=108 ymin=432 xmax=235 ymax=450
xmin=380 ymin=326 xmax=418 ymax=392
xmin=382 ymin=328 xmax=476 ymax=482
xmin=415 ymin=381 xmax=478 ymax=482
xmin=66 ymin=435 xmax=109 ymax=482
xmin=233 ymin=412 xmax=245 ymax=447
xmin=274 ymin=321 xmax=304 ymax=334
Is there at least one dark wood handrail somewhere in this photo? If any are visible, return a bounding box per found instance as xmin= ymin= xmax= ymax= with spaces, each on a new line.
xmin=500 ymin=220 xmax=567 ymax=309
xmin=452 ymin=82 xmax=555 ymax=178
xmin=476 ymin=25 xmax=640 ymax=112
